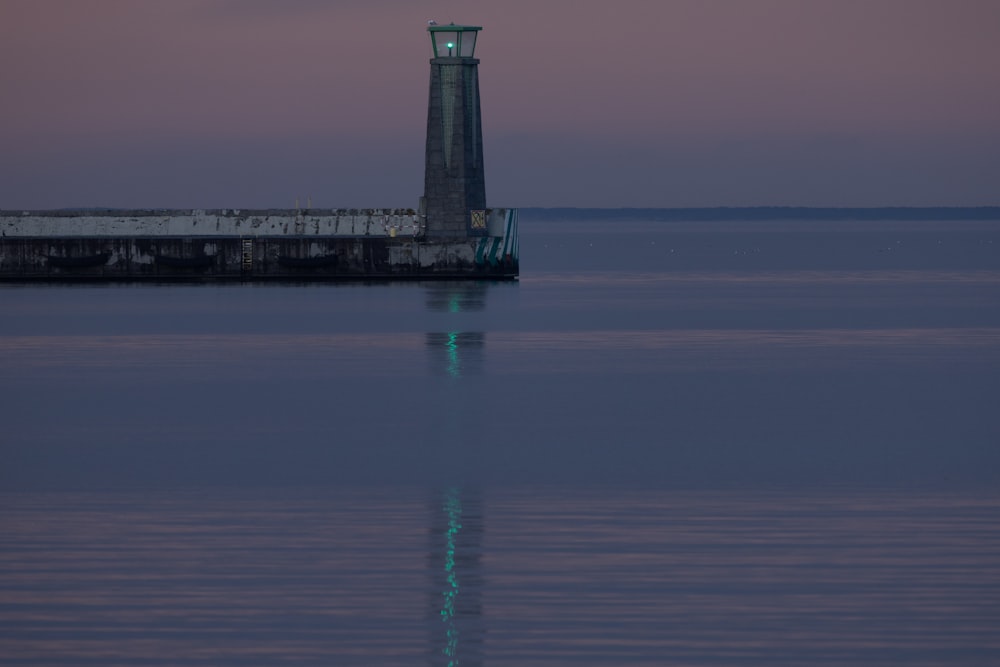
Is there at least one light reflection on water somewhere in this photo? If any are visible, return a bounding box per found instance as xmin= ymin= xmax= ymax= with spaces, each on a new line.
xmin=429 ymin=488 xmax=484 ymax=666
xmin=1 ymin=488 xmax=998 ymax=666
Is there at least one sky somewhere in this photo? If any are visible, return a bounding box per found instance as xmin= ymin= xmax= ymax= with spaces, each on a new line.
xmin=1 ymin=0 xmax=998 ymax=209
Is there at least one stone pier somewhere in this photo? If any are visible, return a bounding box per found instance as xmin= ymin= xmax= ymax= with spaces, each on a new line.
xmin=0 ymin=208 xmax=518 ymax=280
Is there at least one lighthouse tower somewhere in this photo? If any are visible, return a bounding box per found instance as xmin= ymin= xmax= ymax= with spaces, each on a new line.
xmin=423 ymin=24 xmax=486 ymax=238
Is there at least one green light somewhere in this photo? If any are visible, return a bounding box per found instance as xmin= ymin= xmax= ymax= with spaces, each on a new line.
xmin=446 ymin=332 xmax=460 ymax=378
xmin=446 ymin=42 xmax=455 ymax=49
xmin=440 ymin=489 xmax=463 ymax=663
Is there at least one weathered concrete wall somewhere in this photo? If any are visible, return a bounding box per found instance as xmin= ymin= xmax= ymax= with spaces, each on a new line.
xmin=0 ymin=208 xmax=421 ymax=238
xmin=0 ymin=208 xmax=518 ymax=281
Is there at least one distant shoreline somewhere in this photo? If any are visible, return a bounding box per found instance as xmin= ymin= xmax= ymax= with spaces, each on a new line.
xmin=522 ymin=207 xmax=1000 ymax=222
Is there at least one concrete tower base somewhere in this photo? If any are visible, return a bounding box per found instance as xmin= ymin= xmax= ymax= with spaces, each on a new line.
xmin=424 ymin=57 xmax=486 ymax=238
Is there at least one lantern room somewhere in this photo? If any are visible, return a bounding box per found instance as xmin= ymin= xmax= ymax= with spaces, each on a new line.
xmin=428 ymin=23 xmax=481 ymax=59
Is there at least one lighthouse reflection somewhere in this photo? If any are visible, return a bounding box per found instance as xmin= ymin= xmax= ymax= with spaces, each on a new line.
xmin=424 ymin=282 xmax=490 ymax=378
xmin=424 ymin=281 xmax=490 ymax=313
xmin=428 ymin=487 xmax=485 ymax=666
xmin=426 ymin=332 xmax=485 ymax=377
xmin=423 ymin=283 xmax=488 ymax=663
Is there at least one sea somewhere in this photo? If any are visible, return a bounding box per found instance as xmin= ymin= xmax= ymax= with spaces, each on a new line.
xmin=2 ymin=215 xmax=999 ymax=666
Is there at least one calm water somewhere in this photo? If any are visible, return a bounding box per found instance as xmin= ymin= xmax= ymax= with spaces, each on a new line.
xmin=2 ymin=218 xmax=999 ymax=665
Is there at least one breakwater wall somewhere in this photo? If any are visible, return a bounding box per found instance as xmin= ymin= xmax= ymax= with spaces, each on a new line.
xmin=0 ymin=208 xmax=518 ymax=280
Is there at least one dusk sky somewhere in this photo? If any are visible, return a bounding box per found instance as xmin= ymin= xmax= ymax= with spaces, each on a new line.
xmin=2 ymin=0 xmax=998 ymax=209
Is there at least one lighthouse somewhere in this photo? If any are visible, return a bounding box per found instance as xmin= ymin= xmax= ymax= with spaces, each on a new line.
xmin=423 ymin=24 xmax=487 ymax=238
xmin=0 ymin=22 xmax=518 ymax=280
